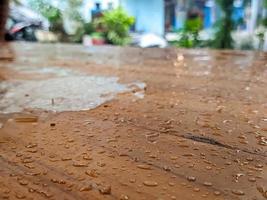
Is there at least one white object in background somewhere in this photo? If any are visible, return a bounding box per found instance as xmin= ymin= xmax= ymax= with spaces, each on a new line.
xmin=83 ymin=35 xmax=93 ymax=47
xmin=264 ymin=34 xmax=267 ymax=51
xmin=165 ymin=32 xmax=180 ymax=42
xmin=249 ymin=0 xmax=260 ymax=33
xmin=139 ymin=33 xmax=167 ymax=48
xmin=35 ymin=30 xmax=58 ymax=43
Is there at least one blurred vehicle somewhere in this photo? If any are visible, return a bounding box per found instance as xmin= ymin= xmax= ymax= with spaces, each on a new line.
xmin=5 ymin=4 xmax=49 ymax=41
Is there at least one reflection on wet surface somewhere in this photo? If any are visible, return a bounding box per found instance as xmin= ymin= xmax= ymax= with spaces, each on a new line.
xmin=11 ymin=65 xmax=81 ymax=77
xmin=0 ymin=42 xmax=266 ymax=200
xmin=0 ymin=53 xmax=146 ymax=113
xmin=0 ymin=76 xmax=145 ymax=113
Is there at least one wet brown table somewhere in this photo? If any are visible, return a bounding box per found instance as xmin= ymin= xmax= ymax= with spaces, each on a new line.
xmin=0 ymin=42 xmax=267 ymax=200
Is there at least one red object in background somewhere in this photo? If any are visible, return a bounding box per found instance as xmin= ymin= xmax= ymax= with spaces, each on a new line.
xmin=92 ymin=38 xmax=105 ymax=45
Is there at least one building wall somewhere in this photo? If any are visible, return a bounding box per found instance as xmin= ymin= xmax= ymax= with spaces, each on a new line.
xmin=121 ymin=0 xmax=165 ymax=35
xmin=83 ymin=0 xmax=119 ymax=21
xmin=174 ymin=0 xmax=188 ymax=30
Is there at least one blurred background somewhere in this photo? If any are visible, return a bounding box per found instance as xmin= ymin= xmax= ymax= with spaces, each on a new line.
xmin=1 ymin=0 xmax=267 ymax=51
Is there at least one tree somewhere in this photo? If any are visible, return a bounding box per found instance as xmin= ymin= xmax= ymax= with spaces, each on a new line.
xmin=213 ymin=0 xmax=234 ymax=49
xmin=0 ymin=0 xmax=9 ymax=41
xmin=262 ymin=0 xmax=267 ymax=26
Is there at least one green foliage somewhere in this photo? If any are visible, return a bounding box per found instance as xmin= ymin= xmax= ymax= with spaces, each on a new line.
xmin=67 ymin=0 xmax=83 ymax=7
xmin=177 ymin=17 xmax=203 ymax=48
xmin=185 ymin=17 xmax=203 ymax=33
xmin=65 ymin=0 xmax=84 ymax=22
xmin=97 ymin=8 xmax=135 ymax=45
xmin=212 ymin=0 xmax=234 ymax=49
xmin=11 ymin=0 xmax=22 ymax=5
xmin=29 ymin=0 xmax=61 ymax=23
xmin=71 ymin=22 xmax=95 ymax=43
xmin=29 ymin=0 xmax=64 ymax=33
xmin=261 ymin=0 xmax=267 ymax=26
xmin=91 ymin=32 xmax=104 ymax=39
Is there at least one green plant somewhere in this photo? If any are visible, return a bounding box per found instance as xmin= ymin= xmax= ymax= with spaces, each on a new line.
xmin=212 ymin=0 xmax=234 ymax=49
xmin=71 ymin=22 xmax=95 ymax=43
xmin=91 ymin=32 xmax=104 ymax=39
xmin=255 ymin=26 xmax=266 ymax=50
xmin=177 ymin=17 xmax=203 ymax=48
xmin=97 ymin=8 xmax=134 ymax=45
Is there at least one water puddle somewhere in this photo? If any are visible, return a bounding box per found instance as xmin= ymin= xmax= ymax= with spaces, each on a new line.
xmin=11 ymin=65 xmax=81 ymax=77
xmin=0 ymin=66 xmax=146 ymax=113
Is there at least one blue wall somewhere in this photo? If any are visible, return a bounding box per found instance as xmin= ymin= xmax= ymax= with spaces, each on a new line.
xmin=121 ymin=0 xmax=165 ymax=35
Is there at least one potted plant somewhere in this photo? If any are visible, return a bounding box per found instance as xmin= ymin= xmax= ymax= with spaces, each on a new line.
xmin=91 ymin=32 xmax=105 ymax=45
xmin=96 ymin=8 xmax=135 ymax=46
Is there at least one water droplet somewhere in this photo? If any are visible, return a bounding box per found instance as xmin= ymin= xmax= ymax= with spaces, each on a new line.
xmin=187 ymin=176 xmax=196 ymax=182
xmin=137 ymin=164 xmax=151 ymax=170
xmin=22 ymin=158 xmax=34 ymax=164
xmin=98 ymin=150 xmax=106 ymax=154
xmin=225 ymin=161 xmax=232 ymax=165
xmin=2 ymin=194 xmax=9 ymax=199
xmin=15 ymin=193 xmax=26 ymax=199
xmin=206 ymin=166 xmax=212 ymax=170
xmin=129 ymin=178 xmax=136 ymax=183
xmin=2 ymin=189 xmax=10 ymax=194
xmin=232 ymin=189 xmax=245 ymax=196
xmin=25 ymin=171 xmax=41 ymax=176
xmin=163 ymin=166 xmax=171 ymax=171
xmin=248 ymin=177 xmax=256 ymax=182
xmin=83 ymin=155 xmax=92 ymax=160
xmin=168 ymin=182 xmax=175 ymax=186
xmin=246 ymin=157 xmax=253 ymax=161
xmin=67 ymin=139 xmax=74 ymax=143
xmin=10 ymin=173 xmax=17 ymax=177
xmin=120 ymin=194 xmax=129 ymax=200
xmin=19 ymin=179 xmax=29 ymax=186
xmin=97 ymin=162 xmax=106 ymax=167
xmin=203 ymin=182 xmax=212 ymax=187
xmin=182 ymin=153 xmax=194 ymax=157
xmin=170 ymin=156 xmax=178 ymax=160
xmin=27 ymin=149 xmax=38 ymax=153
xmin=51 ymin=179 xmax=66 ymax=184
xmin=179 ymin=144 xmax=189 ymax=148
xmin=143 ymin=181 xmax=158 ymax=187
xmin=255 ymin=164 xmax=263 ymax=168
xmin=85 ymin=169 xmax=98 ymax=178
xmin=98 ymin=185 xmax=111 ymax=195
xmin=38 ymin=190 xmax=53 ymax=198
xmin=79 ymin=185 xmax=92 ymax=192
xmin=61 ymin=157 xmax=72 ymax=161
xmin=26 ymin=143 xmax=37 ymax=148
xmin=73 ymin=161 xmax=88 ymax=167
xmin=28 ymin=188 xmax=35 ymax=193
